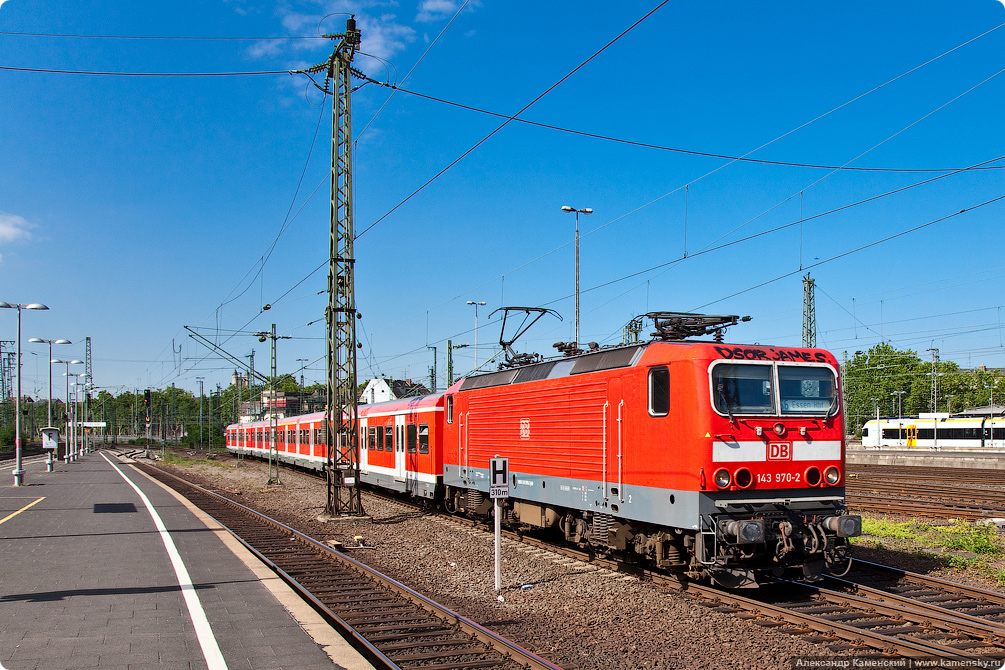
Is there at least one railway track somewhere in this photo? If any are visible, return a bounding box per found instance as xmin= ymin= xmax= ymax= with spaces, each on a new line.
xmin=138 ymin=451 xmax=1005 ymax=664
xmin=131 ymin=460 xmax=567 ymax=670
xmin=846 ymin=464 xmax=1005 ymax=520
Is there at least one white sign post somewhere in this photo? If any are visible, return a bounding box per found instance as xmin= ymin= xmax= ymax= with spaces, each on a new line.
xmin=41 ymin=427 xmax=59 ymax=473
xmin=489 ymin=456 xmax=509 ymax=592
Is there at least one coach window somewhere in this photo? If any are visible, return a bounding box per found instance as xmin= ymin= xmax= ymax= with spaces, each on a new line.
xmin=385 ymin=426 xmax=394 ymax=451
xmin=369 ymin=426 xmax=379 ymax=451
xmin=407 ymin=424 xmax=417 ymax=454
xmin=419 ymin=424 xmax=429 ymax=454
xmin=446 ymin=395 xmax=454 ymax=424
xmin=649 ymin=366 xmax=670 ymax=417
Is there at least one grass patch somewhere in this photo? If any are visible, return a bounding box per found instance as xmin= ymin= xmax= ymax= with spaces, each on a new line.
xmin=852 ymin=513 xmax=1005 ymax=586
xmin=855 ymin=517 xmax=1005 ymax=557
xmin=860 ymin=517 xmax=924 ymax=541
xmin=161 ymin=451 xmax=224 ymax=467
xmin=932 ymin=520 xmax=1005 ymax=556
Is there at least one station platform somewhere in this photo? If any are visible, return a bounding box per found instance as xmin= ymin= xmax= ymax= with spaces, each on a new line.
xmin=848 ymin=447 xmax=1005 ymax=470
xmin=0 ymin=450 xmax=374 ymax=670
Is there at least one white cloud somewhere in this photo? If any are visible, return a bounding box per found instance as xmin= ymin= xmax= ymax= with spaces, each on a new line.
xmin=415 ymin=0 xmax=457 ymax=23
xmin=247 ymin=39 xmax=286 ymax=59
xmin=0 ymin=213 xmax=33 ymax=244
xmin=355 ymin=14 xmax=416 ymax=76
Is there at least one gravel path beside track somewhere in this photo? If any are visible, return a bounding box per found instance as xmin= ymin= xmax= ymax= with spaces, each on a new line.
xmin=160 ymin=454 xmax=847 ymax=670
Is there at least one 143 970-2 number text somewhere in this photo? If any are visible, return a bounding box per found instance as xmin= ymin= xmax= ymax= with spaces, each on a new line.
xmin=757 ymin=472 xmax=802 ymax=484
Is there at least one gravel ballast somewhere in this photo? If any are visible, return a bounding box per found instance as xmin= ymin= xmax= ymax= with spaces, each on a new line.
xmin=159 ymin=453 xmax=857 ymax=670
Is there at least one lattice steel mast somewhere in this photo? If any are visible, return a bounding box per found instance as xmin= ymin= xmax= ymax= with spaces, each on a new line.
xmin=802 ymin=273 xmax=816 ymax=349
xmin=305 ymin=18 xmax=365 ymax=517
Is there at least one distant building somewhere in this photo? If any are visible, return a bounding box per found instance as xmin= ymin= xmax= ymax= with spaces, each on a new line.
xmin=954 ymin=405 xmax=1005 ymax=418
xmin=358 ymin=378 xmax=431 ymax=404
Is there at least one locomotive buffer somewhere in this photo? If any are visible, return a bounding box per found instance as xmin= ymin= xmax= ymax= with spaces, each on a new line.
xmin=490 ymin=457 xmax=509 ymax=592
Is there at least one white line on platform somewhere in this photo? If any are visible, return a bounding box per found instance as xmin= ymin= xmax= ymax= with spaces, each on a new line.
xmin=100 ymin=452 xmax=228 ymax=670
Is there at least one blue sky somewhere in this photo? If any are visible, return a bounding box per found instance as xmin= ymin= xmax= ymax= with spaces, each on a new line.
xmin=1 ymin=0 xmax=1004 ymax=398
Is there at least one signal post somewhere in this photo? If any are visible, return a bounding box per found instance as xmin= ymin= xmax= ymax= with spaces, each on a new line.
xmin=489 ymin=456 xmax=509 ymax=592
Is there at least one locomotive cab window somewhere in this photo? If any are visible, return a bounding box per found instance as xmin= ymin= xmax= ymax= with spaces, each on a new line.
xmin=446 ymin=395 xmax=453 ymax=424
xmin=648 ymin=366 xmax=670 ymax=417
xmin=778 ymin=365 xmax=837 ymax=416
xmin=712 ymin=363 xmax=774 ymax=415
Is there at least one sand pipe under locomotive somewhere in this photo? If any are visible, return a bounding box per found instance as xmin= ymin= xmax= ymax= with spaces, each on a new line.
xmin=441 ymin=311 xmax=861 ymax=588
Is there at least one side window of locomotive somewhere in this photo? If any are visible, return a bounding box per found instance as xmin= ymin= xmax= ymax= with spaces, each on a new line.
xmin=419 ymin=424 xmax=430 ymax=454
xmin=407 ymin=424 xmax=417 ymax=453
xmin=711 ymin=363 xmax=774 ymax=415
xmin=446 ymin=395 xmax=454 ymax=424
xmin=778 ymin=365 xmax=837 ymax=415
xmin=648 ymin=366 xmax=670 ymax=417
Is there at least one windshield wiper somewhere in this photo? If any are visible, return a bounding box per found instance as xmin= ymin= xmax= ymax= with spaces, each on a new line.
xmin=717 ymin=383 xmax=736 ymax=426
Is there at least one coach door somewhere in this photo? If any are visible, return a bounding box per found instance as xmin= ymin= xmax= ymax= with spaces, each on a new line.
xmin=906 ymin=424 xmax=917 ymax=447
xmin=606 ymin=378 xmax=624 ymax=503
xmin=359 ymin=418 xmax=369 ymax=471
xmin=394 ymin=414 xmax=406 ymax=481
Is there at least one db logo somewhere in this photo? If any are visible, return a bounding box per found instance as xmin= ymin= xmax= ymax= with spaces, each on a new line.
xmin=768 ymin=442 xmax=791 ymax=460
xmin=520 ymin=419 xmax=530 ymax=440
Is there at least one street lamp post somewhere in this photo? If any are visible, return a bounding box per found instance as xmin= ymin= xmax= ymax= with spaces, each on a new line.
xmin=891 ymin=390 xmax=906 ymax=448
xmin=54 ymin=359 xmax=83 ymax=463
xmin=28 ymin=337 xmax=70 ymax=472
xmin=466 ymin=301 xmax=486 ymax=370
xmin=68 ymin=373 xmax=85 ymax=461
xmin=296 ymin=358 xmax=308 ymax=413
xmin=196 ymin=377 xmax=205 ymax=450
xmin=891 ymin=390 xmax=905 ymax=418
xmin=0 ymin=301 xmax=49 ymax=485
xmin=986 ymin=383 xmax=998 ymax=447
xmin=561 ymin=205 xmax=593 ymax=348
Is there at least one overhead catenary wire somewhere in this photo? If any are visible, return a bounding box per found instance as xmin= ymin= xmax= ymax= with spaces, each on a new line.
xmin=353 ymin=0 xmax=672 ymax=241
xmin=359 ymin=77 xmax=1005 ymax=175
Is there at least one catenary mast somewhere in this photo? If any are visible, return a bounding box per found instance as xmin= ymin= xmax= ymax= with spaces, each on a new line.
xmin=303 ymin=18 xmax=366 ymax=517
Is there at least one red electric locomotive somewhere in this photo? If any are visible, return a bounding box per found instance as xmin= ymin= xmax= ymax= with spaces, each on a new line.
xmin=440 ymin=312 xmax=860 ymax=587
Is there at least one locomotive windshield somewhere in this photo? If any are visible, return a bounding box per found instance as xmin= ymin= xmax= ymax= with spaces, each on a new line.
xmin=711 ymin=362 xmax=837 ymax=417
xmin=778 ymin=365 xmax=837 ymax=415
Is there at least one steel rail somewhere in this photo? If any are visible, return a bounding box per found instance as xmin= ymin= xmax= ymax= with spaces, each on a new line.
xmin=679 ymin=581 xmax=994 ymax=659
xmin=133 ymin=460 xmax=566 ymax=670
xmin=850 ymin=559 xmax=1005 ymax=606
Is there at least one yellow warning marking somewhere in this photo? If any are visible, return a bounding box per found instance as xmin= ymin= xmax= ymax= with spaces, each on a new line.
xmin=704 ymin=432 xmax=711 ymax=438
xmin=0 ymin=497 xmax=45 ymax=525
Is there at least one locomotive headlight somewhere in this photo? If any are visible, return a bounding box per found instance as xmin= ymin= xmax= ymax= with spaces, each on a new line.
xmin=823 ymin=515 xmax=862 ymax=538
xmin=773 ymin=422 xmax=786 ymax=436
xmin=824 ymin=466 xmax=841 ymax=485
xmin=723 ymin=519 xmax=765 ymax=544
xmin=713 ymin=468 xmax=731 ymax=489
